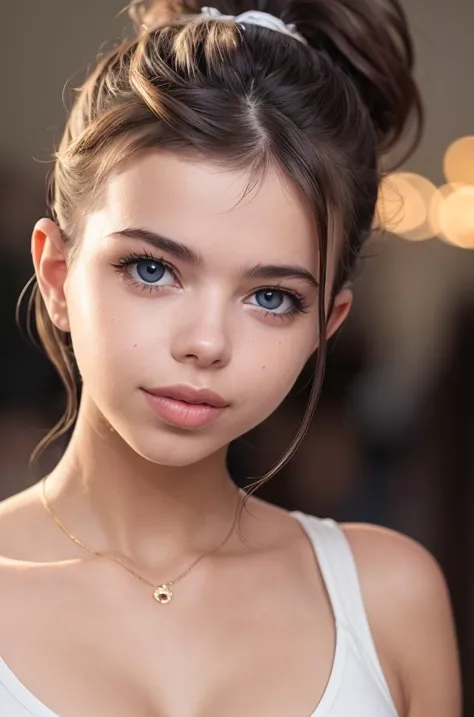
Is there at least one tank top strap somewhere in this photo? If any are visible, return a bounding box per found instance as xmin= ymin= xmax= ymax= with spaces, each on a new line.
xmin=292 ymin=512 xmax=378 ymax=642
xmin=292 ymin=511 xmax=396 ymax=712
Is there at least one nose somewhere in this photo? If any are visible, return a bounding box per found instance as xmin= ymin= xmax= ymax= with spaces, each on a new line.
xmin=171 ymin=297 xmax=232 ymax=369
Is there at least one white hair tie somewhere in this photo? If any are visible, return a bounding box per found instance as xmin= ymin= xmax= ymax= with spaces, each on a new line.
xmin=200 ymin=7 xmax=308 ymax=45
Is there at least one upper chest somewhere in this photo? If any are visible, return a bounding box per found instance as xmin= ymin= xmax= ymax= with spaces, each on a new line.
xmin=0 ymin=547 xmax=338 ymax=717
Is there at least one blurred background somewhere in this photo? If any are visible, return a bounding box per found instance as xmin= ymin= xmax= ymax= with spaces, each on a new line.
xmin=0 ymin=0 xmax=473 ymax=712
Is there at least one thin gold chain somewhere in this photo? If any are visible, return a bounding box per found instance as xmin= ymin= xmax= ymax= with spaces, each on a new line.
xmin=41 ymin=475 xmax=244 ymax=595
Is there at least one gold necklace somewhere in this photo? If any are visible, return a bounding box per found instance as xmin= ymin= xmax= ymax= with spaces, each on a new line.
xmin=41 ymin=475 xmax=244 ymax=604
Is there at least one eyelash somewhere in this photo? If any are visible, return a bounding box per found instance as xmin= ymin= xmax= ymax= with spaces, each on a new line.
xmin=111 ymin=252 xmax=311 ymax=320
xmin=111 ymin=251 xmax=179 ymax=292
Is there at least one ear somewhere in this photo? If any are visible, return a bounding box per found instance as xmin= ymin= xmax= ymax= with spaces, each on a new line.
xmin=326 ymin=286 xmax=353 ymax=339
xmin=32 ymin=218 xmax=70 ymax=332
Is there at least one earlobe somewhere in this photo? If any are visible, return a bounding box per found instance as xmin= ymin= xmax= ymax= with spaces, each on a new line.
xmin=32 ymin=218 xmax=70 ymax=332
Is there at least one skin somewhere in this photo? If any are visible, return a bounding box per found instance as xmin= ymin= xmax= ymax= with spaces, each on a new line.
xmin=0 ymin=152 xmax=461 ymax=717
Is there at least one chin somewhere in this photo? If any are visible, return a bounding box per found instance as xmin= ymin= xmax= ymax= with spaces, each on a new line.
xmin=126 ymin=427 xmax=229 ymax=468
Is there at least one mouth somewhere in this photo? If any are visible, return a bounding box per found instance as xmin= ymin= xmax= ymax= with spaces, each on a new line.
xmin=144 ymin=384 xmax=229 ymax=408
xmin=141 ymin=385 xmax=229 ymax=429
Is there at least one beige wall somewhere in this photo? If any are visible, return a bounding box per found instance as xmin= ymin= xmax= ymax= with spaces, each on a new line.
xmin=1 ymin=1 xmax=128 ymax=178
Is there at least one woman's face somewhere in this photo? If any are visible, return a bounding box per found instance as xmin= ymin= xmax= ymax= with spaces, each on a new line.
xmin=36 ymin=151 xmax=351 ymax=466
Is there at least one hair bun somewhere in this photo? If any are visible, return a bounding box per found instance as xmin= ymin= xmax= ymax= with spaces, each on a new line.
xmin=290 ymin=0 xmax=423 ymax=161
xmin=127 ymin=0 xmax=197 ymax=31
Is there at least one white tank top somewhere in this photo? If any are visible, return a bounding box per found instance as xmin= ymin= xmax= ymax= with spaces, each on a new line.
xmin=0 ymin=513 xmax=398 ymax=716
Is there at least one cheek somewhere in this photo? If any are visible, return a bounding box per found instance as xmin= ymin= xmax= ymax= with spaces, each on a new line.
xmin=65 ymin=264 xmax=154 ymax=385
xmin=235 ymin=331 xmax=314 ymax=429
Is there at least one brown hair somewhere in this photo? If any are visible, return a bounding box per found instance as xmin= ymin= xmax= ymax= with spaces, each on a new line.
xmin=26 ymin=0 xmax=422 ymax=488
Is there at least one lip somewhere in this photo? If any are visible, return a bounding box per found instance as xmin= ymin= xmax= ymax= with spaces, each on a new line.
xmin=144 ymin=385 xmax=229 ymax=408
xmin=141 ymin=384 xmax=229 ymax=429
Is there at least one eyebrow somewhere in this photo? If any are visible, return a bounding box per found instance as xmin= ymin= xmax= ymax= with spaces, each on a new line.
xmin=111 ymin=228 xmax=202 ymax=265
xmin=245 ymin=263 xmax=319 ymax=289
xmin=111 ymin=228 xmax=319 ymax=289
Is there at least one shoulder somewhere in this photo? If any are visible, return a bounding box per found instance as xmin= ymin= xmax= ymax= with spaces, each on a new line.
xmin=0 ymin=489 xmax=44 ymax=614
xmin=341 ymin=522 xmax=461 ymax=717
xmin=0 ymin=483 xmax=55 ymax=560
xmin=0 ymin=491 xmax=30 ymax=558
xmin=341 ymin=522 xmax=450 ymax=608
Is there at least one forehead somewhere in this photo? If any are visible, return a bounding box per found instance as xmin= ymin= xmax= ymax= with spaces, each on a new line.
xmin=85 ymin=150 xmax=318 ymax=269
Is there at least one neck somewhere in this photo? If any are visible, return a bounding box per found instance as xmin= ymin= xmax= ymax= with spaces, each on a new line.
xmin=44 ymin=396 xmax=241 ymax=572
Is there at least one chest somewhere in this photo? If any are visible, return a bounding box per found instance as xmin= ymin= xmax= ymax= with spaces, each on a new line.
xmin=1 ymin=556 xmax=337 ymax=717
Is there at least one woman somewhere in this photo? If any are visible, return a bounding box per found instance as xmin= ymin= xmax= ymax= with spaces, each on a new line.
xmin=0 ymin=0 xmax=461 ymax=715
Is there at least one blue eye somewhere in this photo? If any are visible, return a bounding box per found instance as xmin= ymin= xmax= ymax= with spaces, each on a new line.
xmin=128 ymin=259 xmax=176 ymax=288
xmin=255 ymin=289 xmax=285 ymax=311
xmin=248 ymin=288 xmax=297 ymax=315
xmin=112 ymin=253 xmax=179 ymax=292
xmin=135 ymin=260 xmax=166 ymax=283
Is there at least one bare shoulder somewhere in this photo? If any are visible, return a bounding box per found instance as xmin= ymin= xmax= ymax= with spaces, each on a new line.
xmin=0 ymin=487 xmax=45 ymax=617
xmin=342 ymin=522 xmax=462 ymax=717
xmin=341 ymin=522 xmax=451 ymax=607
xmin=0 ymin=482 xmax=50 ymax=560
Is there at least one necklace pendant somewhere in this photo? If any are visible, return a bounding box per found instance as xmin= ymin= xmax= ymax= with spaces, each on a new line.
xmin=153 ymin=584 xmax=173 ymax=604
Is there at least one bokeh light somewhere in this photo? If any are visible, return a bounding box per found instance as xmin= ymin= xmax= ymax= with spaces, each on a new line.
xmin=428 ymin=183 xmax=464 ymax=241
xmin=376 ymin=172 xmax=437 ymax=241
xmin=437 ymin=185 xmax=474 ymax=249
xmin=444 ymin=136 xmax=474 ymax=186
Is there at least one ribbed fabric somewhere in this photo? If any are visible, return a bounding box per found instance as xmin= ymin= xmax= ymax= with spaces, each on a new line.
xmin=0 ymin=512 xmax=398 ymax=716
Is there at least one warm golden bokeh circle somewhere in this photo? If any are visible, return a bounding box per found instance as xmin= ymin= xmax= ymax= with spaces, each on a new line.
xmin=428 ymin=183 xmax=464 ymax=241
xmin=437 ymin=185 xmax=474 ymax=249
xmin=376 ymin=172 xmax=437 ymax=241
xmin=444 ymin=136 xmax=474 ymax=186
